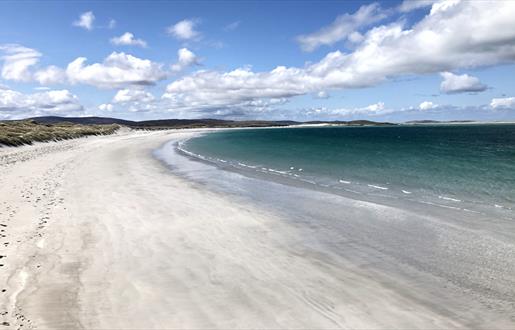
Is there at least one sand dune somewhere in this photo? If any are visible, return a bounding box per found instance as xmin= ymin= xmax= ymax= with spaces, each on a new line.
xmin=1 ymin=130 xmax=513 ymax=329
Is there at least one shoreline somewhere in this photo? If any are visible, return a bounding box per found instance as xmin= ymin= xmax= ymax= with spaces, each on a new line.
xmin=1 ymin=130 xmax=514 ymax=329
xmin=173 ymin=130 xmax=515 ymax=242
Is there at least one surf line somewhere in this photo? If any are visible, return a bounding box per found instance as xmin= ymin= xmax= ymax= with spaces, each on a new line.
xmin=368 ymin=184 xmax=389 ymax=190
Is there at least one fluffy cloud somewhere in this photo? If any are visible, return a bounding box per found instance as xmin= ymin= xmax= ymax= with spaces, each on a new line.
xmin=490 ymin=97 xmax=515 ymax=109
xmin=113 ymin=88 xmax=155 ymax=103
xmin=440 ymin=72 xmax=486 ymax=94
xmin=419 ymin=101 xmax=437 ymax=110
xmin=111 ymin=32 xmax=147 ymax=48
xmin=0 ymin=44 xmax=41 ymax=82
xmin=98 ymin=103 xmax=113 ymax=111
xmin=1 ymin=45 xmax=167 ymax=89
xmin=163 ymin=1 xmax=515 ymax=113
xmin=162 ymin=66 xmax=307 ymax=111
xmin=66 ymin=52 xmax=167 ymax=89
xmin=365 ymin=102 xmax=385 ymax=112
xmin=296 ymin=3 xmax=387 ymax=52
xmin=73 ymin=11 xmax=95 ymax=30
xmin=171 ymin=48 xmax=199 ymax=72
xmin=34 ymin=65 xmax=66 ymax=85
xmin=0 ymin=88 xmax=83 ymax=118
xmin=167 ymin=19 xmax=200 ymax=40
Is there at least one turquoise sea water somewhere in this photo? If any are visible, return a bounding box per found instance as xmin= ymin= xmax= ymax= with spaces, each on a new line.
xmin=181 ymin=124 xmax=515 ymax=218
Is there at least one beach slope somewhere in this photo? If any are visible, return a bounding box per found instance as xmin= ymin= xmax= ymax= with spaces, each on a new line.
xmin=0 ymin=130 xmax=513 ymax=329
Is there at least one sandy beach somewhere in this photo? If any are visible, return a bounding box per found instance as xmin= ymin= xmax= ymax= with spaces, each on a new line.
xmin=1 ymin=130 xmax=514 ymax=329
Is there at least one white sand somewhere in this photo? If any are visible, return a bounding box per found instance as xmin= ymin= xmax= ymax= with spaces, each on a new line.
xmin=0 ymin=130 xmax=512 ymax=329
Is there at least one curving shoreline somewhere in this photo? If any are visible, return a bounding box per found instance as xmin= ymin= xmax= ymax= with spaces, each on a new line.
xmin=0 ymin=130 xmax=514 ymax=329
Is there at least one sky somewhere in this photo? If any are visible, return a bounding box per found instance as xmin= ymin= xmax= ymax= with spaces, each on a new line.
xmin=1 ymin=0 xmax=515 ymax=122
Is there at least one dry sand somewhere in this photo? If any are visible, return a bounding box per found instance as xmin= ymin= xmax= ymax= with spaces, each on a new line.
xmin=0 ymin=130 xmax=513 ymax=329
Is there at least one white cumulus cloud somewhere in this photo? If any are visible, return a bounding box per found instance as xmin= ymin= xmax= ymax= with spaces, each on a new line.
xmin=167 ymin=19 xmax=200 ymax=40
xmin=0 ymin=88 xmax=83 ymax=118
xmin=98 ymin=103 xmax=114 ymax=111
xmin=0 ymin=44 xmax=41 ymax=82
xmin=73 ymin=11 xmax=95 ymax=30
xmin=419 ymin=101 xmax=437 ymax=110
xmin=110 ymin=32 xmax=147 ymax=48
xmin=113 ymin=88 xmax=155 ymax=103
xmin=490 ymin=97 xmax=515 ymax=109
xmin=1 ymin=45 xmax=168 ymax=89
xmin=34 ymin=65 xmax=66 ymax=85
xmin=440 ymin=72 xmax=486 ymax=94
xmin=171 ymin=48 xmax=199 ymax=72
xmin=66 ymin=52 xmax=167 ymax=89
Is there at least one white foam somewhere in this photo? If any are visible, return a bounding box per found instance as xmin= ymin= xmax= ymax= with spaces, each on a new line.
xmin=268 ymin=168 xmax=288 ymax=175
xmin=339 ymin=179 xmax=351 ymax=184
xmin=368 ymin=184 xmax=388 ymax=190
xmin=402 ymin=190 xmax=412 ymax=194
xmin=438 ymin=195 xmax=461 ymax=202
xmin=420 ymin=200 xmax=461 ymax=210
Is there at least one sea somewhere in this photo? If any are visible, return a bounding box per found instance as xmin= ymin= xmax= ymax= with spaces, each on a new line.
xmin=178 ymin=124 xmax=515 ymax=221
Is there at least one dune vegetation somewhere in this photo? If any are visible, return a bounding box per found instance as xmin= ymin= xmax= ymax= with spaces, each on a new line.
xmin=0 ymin=120 xmax=119 ymax=147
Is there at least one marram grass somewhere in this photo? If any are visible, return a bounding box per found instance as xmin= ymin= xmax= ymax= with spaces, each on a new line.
xmin=0 ymin=120 xmax=119 ymax=147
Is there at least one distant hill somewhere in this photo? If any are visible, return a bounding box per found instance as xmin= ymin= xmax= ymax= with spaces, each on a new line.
xmin=23 ymin=116 xmax=394 ymax=128
xmin=26 ymin=116 xmax=296 ymax=129
xmin=28 ymin=116 xmax=136 ymax=126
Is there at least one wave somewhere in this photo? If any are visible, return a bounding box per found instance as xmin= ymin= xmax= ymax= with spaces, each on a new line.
xmin=438 ymin=195 xmax=462 ymax=202
xmin=367 ymin=184 xmax=389 ymax=190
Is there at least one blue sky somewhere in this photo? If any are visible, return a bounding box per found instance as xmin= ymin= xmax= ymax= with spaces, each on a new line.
xmin=1 ymin=0 xmax=515 ymax=122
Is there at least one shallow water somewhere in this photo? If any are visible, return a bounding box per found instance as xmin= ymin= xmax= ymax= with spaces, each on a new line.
xmin=182 ymin=125 xmax=515 ymax=219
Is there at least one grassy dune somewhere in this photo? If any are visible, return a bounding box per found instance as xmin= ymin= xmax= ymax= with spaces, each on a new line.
xmin=0 ymin=120 xmax=119 ymax=147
